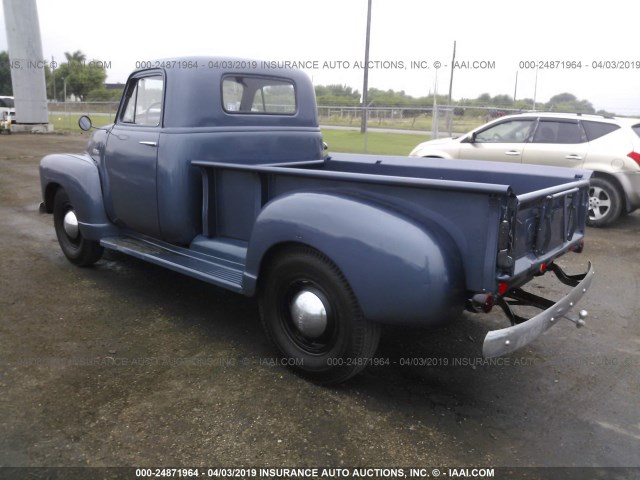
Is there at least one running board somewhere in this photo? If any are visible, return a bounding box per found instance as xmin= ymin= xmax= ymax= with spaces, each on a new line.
xmin=100 ymin=236 xmax=245 ymax=293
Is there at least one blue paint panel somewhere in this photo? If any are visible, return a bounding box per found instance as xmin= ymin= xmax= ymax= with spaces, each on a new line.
xmin=104 ymin=126 xmax=160 ymax=236
xmin=214 ymin=170 xmax=262 ymax=239
xmin=244 ymin=191 xmax=466 ymax=325
xmin=39 ymin=57 xmax=592 ymax=331
xmin=39 ymin=153 xmax=116 ymax=240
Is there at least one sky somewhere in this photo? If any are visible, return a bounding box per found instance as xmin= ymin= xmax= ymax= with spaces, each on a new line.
xmin=1 ymin=0 xmax=639 ymax=115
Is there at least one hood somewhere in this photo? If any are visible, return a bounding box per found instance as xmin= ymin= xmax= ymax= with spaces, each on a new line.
xmin=417 ymin=136 xmax=458 ymax=146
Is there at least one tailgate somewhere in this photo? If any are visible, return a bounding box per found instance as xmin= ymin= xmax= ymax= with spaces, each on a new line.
xmin=498 ymin=177 xmax=591 ymax=284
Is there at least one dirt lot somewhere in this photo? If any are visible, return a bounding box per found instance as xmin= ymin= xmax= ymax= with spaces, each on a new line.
xmin=1 ymin=133 xmax=639 ymax=477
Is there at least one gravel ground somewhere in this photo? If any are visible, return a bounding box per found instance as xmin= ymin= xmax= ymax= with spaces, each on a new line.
xmin=0 ymin=133 xmax=638 ymax=478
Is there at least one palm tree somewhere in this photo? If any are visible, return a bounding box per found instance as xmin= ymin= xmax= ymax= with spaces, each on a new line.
xmin=64 ymin=50 xmax=86 ymax=65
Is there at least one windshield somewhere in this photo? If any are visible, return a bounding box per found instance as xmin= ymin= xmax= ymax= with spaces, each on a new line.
xmin=0 ymin=98 xmax=14 ymax=108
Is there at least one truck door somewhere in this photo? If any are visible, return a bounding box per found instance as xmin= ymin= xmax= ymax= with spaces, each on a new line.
xmin=104 ymin=73 xmax=164 ymax=237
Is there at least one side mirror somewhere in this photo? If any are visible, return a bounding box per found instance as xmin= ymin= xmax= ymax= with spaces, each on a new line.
xmin=323 ymin=142 xmax=329 ymax=151
xmin=468 ymin=132 xmax=477 ymax=144
xmin=78 ymin=115 xmax=93 ymax=131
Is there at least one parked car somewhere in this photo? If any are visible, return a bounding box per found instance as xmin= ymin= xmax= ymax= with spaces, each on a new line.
xmin=39 ymin=58 xmax=593 ymax=383
xmin=409 ymin=112 xmax=640 ymax=227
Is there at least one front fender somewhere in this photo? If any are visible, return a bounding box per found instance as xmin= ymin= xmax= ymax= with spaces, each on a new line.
xmin=39 ymin=153 xmax=116 ymax=240
xmin=244 ymin=192 xmax=465 ymax=325
xmin=409 ymin=148 xmax=454 ymax=159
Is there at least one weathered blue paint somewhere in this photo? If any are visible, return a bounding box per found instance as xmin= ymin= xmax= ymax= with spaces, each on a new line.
xmin=39 ymin=56 xmax=592 ymax=336
xmin=243 ymin=191 xmax=466 ymax=325
xmin=39 ymin=153 xmax=117 ymax=240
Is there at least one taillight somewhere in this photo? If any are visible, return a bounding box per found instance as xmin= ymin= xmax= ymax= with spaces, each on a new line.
xmin=569 ymin=240 xmax=584 ymax=253
xmin=468 ymin=292 xmax=495 ymax=313
xmin=498 ymin=281 xmax=509 ymax=296
xmin=628 ymin=151 xmax=640 ymax=166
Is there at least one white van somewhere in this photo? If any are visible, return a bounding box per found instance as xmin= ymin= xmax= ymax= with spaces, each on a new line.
xmin=0 ymin=96 xmax=16 ymax=124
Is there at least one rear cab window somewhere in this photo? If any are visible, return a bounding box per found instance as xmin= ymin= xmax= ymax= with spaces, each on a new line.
xmin=222 ymin=76 xmax=296 ymax=114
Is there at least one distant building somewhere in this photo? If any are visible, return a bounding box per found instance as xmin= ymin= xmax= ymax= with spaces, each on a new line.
xmin=105 ymin=83 xmax=125 ymax=92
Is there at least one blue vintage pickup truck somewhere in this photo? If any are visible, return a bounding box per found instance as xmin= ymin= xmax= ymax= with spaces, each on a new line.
xmin=40 ymin=57 xmax=594 ymax=383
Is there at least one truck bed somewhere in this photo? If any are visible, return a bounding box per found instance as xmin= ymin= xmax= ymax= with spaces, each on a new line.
xmin=193 ymin=153 xmax=591 ymax=295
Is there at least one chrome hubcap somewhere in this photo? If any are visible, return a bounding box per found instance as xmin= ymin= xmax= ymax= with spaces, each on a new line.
xmin=63 ymin=210 xmax=79 ymax=239
xmin=290 ymin=290 xmax=328 ymax=338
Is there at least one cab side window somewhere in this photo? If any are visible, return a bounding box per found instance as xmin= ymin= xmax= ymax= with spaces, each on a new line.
xmin=120 ymin=75 xmax=164 ymax=126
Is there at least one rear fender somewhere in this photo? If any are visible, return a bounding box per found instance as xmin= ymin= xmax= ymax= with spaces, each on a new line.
xmin=244 ymin=192 xmax=465 ymax=325
xmin=39 ymin=153 xmax=116 ymax=240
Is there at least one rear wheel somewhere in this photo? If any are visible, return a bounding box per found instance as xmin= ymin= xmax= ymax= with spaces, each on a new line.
xmin=259 ymin=247 xmax=380 ymax=384
xmin=587 ymin=177 xmax=622 ymax=227
xmin=53 ymin=189 xmax=103 ymax=266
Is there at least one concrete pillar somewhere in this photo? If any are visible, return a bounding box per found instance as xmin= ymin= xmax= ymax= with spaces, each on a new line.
xmin=3 ymin=0 xmax=50 ymax=126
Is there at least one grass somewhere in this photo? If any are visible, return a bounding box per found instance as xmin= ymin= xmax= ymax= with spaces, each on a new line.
xmin=321 ymin=129 xmax=429 ymax=156
xmin=49 ymin=113 xmax=115 ymax=132
xmin=319 ymin=114 xmax=486 ymax=133
xmin=48 ymin=113 xmax=429 ymax=156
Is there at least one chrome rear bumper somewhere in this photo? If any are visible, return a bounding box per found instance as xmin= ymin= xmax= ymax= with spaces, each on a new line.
xmin=483 ymin=262 xmax=594 ymax=358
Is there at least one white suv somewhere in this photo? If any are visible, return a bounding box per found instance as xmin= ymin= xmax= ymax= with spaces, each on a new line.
xmin=409 ymin=112 xmax=640 ymax=226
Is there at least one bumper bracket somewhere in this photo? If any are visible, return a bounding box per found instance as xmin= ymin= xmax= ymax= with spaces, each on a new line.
xmin=483 ymin=262 xmax=594 ymax=358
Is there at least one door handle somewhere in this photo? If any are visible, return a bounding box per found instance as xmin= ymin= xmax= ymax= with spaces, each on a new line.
xmin=565 ymin=154 xmax=582 ymax=160
xmin=505 ymin=150 xmax=520 ymax=156
xmin=139 ymin=141 xmax=157 ymax=147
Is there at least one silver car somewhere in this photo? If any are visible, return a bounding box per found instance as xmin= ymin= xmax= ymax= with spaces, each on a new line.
xmin=409 ymin=112 xmax=640 ymax=226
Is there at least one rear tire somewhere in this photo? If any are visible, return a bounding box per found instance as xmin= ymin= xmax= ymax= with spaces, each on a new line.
xmin=259 ymin=247 xmax=380 ymax=384
xmin=53 ymin=189 xmax=103 ymax=266
xmin=587 ymin=177 xmax=622 ymax=227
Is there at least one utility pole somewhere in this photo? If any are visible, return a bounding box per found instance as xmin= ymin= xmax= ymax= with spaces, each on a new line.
xmin=532 ymin=68 xmax=538 ymax=110
xmin=513 ymin=70 xmax=518 ymax=103
xmin=360 ymin=0 xmax=372 ymax=135
xmin=432 ymin=69 xmax=439 ymax=140
xmin=447 ymin=40 xmax=456 ymax=137
xmin=51 ymin=55 xmax=56 ymax=101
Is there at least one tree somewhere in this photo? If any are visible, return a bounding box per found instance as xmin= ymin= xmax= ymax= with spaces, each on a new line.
xmin=548 ymin=93 xmax=576 ymax=104
xmin=315 ymin=84 xmax=360 ymax=106
xmin=546 ymin=93 xmax=595 ymax=114
xmin=45 ymin=50 xmax=107 ymax=101
xmin=491 ymin=94 xmax=513 ymax=107
xmin=86 ymin=87 xmax=123 ymax=102
xmin=312 ymin=83 xmax=607 ymax=116
xmin=64 ymin=50 xmax=86 ymax=64
xmin=0 ymin=51 xmax=13 ymax=95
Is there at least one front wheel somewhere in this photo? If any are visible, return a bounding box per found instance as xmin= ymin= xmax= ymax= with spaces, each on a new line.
xmin=259 ymin=247 xmax=380 ymax=384
xmin=587 ymin=177 xmax=622 ymax=227
xmin=53 ymin=189 xmax=104 ymax=266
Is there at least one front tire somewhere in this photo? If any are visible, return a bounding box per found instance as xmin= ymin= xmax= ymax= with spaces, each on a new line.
xmin=53 ymin=189 xmax=103 ymax=266
xmin=587 ymin=177 xmax=622 ymax=227
xmin=259 ymin=247 xmax=380 ymax=384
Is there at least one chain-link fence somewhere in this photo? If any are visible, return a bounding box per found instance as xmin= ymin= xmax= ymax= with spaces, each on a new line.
xmin=48 ymin=101 xmax=528 ymax=136
xmin=48 ymin=101 xmax=119 ymax=131
xmin=318 ymin=105 xmax=530 ymax=138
